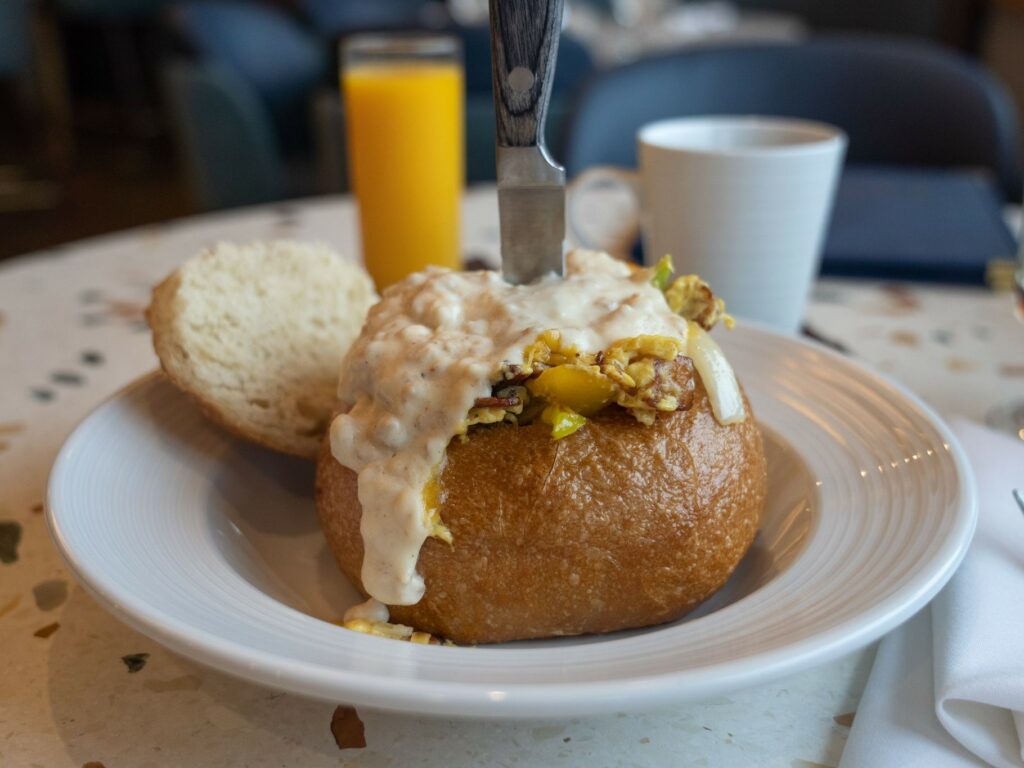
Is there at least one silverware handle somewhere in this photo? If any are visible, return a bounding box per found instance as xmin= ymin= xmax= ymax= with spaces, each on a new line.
xmin=489 ymin=0 xmax=564 ymax=149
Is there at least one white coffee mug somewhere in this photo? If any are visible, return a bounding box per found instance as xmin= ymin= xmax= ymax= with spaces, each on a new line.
xmin=568 ymin=116 xmax=847 ymax=333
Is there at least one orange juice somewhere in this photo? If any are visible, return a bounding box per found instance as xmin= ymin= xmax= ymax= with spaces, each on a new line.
xmin=343 ymin=62 xmax=464 ymax=289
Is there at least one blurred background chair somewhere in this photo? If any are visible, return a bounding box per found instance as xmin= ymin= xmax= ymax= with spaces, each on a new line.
xmin=164 ymin=60 xmax=283 ymax=209
xmin=165 ymin=0 xmax=328 ymax=207
xmin=4 ymin=0 xmax=1024 ymax=262
xmin=563 ymin=36 xmax=1022 ymax=200
xmin=563 ymin=35 xmax=1021 ymax=282
xmin=297 ymin=0 xmax=442 ymax=38
xmin=168 ymin=1 xmax=327 ymax=157
xmin=731 ymin=0 xmax=988 ymax=52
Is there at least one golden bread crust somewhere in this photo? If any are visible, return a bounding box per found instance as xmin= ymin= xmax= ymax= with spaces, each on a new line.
xmin=315 ymin=380 xmax=766 ymax=644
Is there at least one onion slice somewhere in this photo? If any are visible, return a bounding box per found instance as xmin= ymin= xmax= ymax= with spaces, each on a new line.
xmin=687 ymin=322 xmax=745 ymax=425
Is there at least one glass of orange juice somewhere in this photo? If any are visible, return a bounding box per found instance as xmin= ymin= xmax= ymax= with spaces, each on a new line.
xmin=341 ymin=35 xmax=465 ymax=289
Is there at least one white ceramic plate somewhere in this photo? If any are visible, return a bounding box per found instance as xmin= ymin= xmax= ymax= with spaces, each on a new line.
xmin=47 ymin=324 xmax=976 ymax=719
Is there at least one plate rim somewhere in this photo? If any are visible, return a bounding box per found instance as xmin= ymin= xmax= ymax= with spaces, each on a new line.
xmin=45 ymin=326 xmax=978 ymax=718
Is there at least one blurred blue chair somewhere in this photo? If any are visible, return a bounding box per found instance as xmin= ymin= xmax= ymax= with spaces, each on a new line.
xmin=0 ymin=0 xmax=35 ymax=81
xmin=56 ymin=0 xmax=167 ymax=18
xmin=169 ymin=1 xmax=328 ymax=156
xmin=298 ymin=0 xmax=433 ymax=38
xmin=563 ymin=37 xmax=1022 ymax=200
xmin=572 ymin=0 xmax=615 ymax=16
xmin=457 ymin=25 xmax=596 ymax=181
xmin=164 ymin=60 xmax=284 ymax=209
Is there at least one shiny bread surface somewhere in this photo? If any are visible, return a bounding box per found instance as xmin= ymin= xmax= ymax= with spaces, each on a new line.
xmin=316 ymin=381 xmax=766 ymax=644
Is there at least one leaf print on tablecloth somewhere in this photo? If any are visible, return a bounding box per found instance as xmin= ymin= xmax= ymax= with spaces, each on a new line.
xmin=879 ymin=284 xmax=921 ymax=313
xmin=0 ymin=423 xmax=24 ymax=453
xmin=33 ymin=579 xmax=68 ymax=610
xmin=33 ymin=621 xmax=60 ymax=638
xmin=80 ymin=295 xmax=149 ymax=332
xmin=51 ymin=371 xmax=84 ymax=386
xmin=331 ymin=705 xmax=367 ymax=750
xmin=889 ymin=330 xmax=919 ymax=347
xmin=28 ymin=354 xmax=107 ymax=405
xmin=121 ymin=652 xmax=149 ymax=673
xmin=946 ymin=356 xmax=979 ymax=372
xmin=0 ymin=521 xmax=22 ymax=563
xmin=811 ymin=284 xmax=845 ymax=304
xmin=999 ymin=364 xmax=1024 ymax=377
xmin=0 ymin=595 xmax=21 ymax=618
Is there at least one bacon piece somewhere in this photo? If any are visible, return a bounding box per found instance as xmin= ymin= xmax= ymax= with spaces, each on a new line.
xmin=473 ymin=395 xmax=521 ymax=409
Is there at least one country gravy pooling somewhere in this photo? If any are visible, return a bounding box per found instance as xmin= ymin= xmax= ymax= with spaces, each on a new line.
xmin=329 ymin=250 xmax=743 ymax=615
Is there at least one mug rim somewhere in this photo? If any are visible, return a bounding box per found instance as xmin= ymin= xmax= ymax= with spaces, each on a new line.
xmin=638 ymin=115 xmax=847 ymax=157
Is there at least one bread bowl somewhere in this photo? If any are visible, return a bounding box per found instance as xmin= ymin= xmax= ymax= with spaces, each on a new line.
xmin=316 ymin=250 xmax=767 ymax=644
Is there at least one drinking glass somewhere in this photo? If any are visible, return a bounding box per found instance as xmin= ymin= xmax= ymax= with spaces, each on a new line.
xmin=985 ymin=210 xmax=1024 ymax=438
xmin=341 ymin=35 xmax=464 ymax=289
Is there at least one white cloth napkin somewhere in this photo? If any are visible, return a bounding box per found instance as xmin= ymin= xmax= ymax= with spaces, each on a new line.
xmin=840 ymin=420 xmax=1024 ymax=767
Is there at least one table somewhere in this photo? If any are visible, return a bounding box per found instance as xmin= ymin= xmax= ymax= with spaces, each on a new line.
xmin=2 ymin=189 xmax=1022 ymax=768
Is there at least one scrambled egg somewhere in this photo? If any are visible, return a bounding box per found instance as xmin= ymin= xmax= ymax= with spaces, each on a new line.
xmin=342 ymin=618 xmax=448 ymax=644
xmin=664 ymin=274 xmax=733 ymax=330
xmin=518 ymin=333 xmax=691 ymax=432
xmin=461 ymin=259 xmax=732 ymax=439
xmin=422 ymin=474 xmax=452 ymax=544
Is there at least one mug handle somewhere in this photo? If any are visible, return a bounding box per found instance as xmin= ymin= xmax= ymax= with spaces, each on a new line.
xmin=566 ymin=166 xmax=642 ymax=259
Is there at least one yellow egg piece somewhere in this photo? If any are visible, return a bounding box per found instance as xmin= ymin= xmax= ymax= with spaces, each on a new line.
xmin=527 ymin=365 xmax=617 ymax=416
